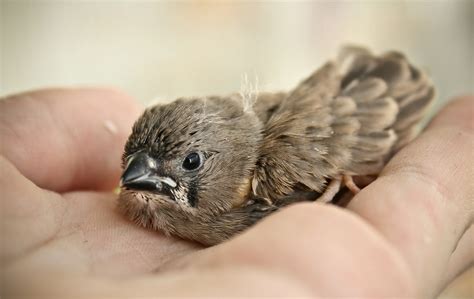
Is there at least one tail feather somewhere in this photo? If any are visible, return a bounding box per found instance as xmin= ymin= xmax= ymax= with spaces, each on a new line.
xmin=338 ymin=46 xmax=435 ymax=174
xmin=252 ymin=46 xmax=435 ymax=199
xmin=342 ymin=77 xmax=388 ymax=103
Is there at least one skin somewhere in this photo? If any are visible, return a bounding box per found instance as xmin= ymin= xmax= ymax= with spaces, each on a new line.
xmin=0 ymin=88 xmax=472 ymax=298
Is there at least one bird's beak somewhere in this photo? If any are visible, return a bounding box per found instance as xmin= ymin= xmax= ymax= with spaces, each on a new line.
xmin=120 ymin=152 xmax=176 ymax=192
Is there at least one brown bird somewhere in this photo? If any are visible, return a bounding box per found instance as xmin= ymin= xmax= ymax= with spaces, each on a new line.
xmin=118 ymin=46 xmax=435 ymax=245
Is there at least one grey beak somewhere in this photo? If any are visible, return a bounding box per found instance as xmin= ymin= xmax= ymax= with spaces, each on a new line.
xmin=120 ymin=152 xmax=163 ymax=191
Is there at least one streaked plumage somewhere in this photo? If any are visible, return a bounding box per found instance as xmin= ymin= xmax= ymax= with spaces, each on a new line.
xmin=118 ymin=46 xmax=435 ymax=245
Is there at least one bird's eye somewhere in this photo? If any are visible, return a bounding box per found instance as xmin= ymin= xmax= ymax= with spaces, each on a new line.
xmin=182 ymin=152 xmax=202 ymax=171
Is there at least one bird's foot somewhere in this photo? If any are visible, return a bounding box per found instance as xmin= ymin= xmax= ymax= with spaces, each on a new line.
xmin=315 ymin=174 xmax=365 ymax=204
xmin=343 ymin=175 xmax=361 ymax=194
xmin=315 ymin=178 xmax=341 ymax=203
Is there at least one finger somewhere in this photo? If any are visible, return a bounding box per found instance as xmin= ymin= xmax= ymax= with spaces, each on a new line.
xmin=347 ymin=96 xmax=474 ymax=296
xmin=441 ymin=225 xmax=474 ymax=290
xmin=4 ymin=267 xmax=314 ymax=298
xmin=162 ymin=203 xmax=416 ymax=297
xmin=0 ymin=88 xmax=141 ymax=192
xmin=0 ymin=156 xmax=66 ymax=265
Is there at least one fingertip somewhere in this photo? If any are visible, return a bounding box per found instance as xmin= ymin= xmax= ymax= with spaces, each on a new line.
xmin=0 ymin=87 xmax=144 ymax=192
xmin=428 ymin=95 xmax=474 ymax=131
xmin=60 ymin=87 xmax=143 ymax=190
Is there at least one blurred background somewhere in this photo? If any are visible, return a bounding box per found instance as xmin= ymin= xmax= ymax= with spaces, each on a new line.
xmin=1 ymin=0 xmax=473 ymax=113
xmin=1 ymin=1 xmax=473 ymax=297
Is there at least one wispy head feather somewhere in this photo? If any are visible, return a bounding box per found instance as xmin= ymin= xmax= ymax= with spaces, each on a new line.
xmin=240 ymin=73 xmax=259 ymax=113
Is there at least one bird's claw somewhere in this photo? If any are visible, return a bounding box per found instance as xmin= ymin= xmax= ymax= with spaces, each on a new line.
xmin=343 ymin=175 xmax=361 ymax=194
xmin=315 ymin=174 xmax=362 ymax=203
xmin=315 ymin=178 xmax=342 ymax=203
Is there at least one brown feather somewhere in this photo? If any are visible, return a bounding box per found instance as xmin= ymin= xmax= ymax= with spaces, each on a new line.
xmin=253 ymin=46 xmax=435 ymax=202
xmin=119 ymin=46 xmax=435 ymax=245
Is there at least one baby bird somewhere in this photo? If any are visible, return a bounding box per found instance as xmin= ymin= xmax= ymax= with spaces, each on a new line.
xmin=118 ymin=46 xmax=435 ymax=245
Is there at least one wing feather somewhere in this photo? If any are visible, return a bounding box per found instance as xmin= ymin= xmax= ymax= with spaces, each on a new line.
xmin=253 ymin=46 xmax=435 ymax=201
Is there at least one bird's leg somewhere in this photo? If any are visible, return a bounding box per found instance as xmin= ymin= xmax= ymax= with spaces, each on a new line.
xmin=343 ymin=175 xmax=361 ymax=194
xmin=315 ymin=174 xmax=365 ymax=204
xmin=315 ymin=178 xmax=342 ymax=203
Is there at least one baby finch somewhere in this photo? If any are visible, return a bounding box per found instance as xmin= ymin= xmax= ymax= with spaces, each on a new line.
xmin=118 ymin=46 xmax=435 ymax=245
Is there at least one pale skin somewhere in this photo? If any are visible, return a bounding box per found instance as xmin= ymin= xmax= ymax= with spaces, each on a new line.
xmin=0 ymin=88 xmax=472 ymax=298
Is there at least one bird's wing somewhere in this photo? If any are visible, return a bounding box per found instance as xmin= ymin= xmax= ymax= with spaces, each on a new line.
xmin=252 ymin=92 xmax=288 ymax=124
xmin=252 ymin=46 xmax=435 ymax=200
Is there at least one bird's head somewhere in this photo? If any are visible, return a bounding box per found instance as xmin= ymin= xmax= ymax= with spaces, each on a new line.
xmin=118 ymin=96 xmax=262 ymax=235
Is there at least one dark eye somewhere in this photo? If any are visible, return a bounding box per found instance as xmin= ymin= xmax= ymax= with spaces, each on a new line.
xmin=182 ymin=152 xmax=202 ymax=171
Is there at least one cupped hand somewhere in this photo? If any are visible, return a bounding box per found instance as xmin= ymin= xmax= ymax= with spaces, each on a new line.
xmin=1 ymin=89 xmax=472 ymax=298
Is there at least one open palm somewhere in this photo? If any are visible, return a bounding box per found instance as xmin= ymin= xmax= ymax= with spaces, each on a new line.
xmin=1 ymin=88 xmax=472 ymax=297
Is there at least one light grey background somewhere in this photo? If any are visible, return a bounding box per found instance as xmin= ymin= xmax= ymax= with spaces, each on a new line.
xmin=1 ymin=1 xmax=473 ymax=297
xmin=1 ymin=0 xmax=473 ymax=114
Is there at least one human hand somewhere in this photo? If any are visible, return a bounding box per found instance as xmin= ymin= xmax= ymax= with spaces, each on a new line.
xmin=1 ymin=89 xmax=472 ymax=297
